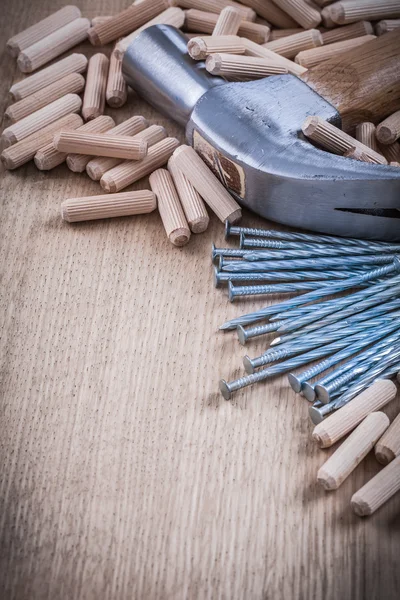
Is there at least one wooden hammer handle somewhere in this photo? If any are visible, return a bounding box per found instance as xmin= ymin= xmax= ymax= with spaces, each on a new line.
xmin=302 ymin=31 xmax=400 ymax=133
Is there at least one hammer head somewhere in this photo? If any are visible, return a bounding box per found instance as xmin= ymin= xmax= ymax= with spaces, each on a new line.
xmin=123 ymin=25 xmax=400 ymax=241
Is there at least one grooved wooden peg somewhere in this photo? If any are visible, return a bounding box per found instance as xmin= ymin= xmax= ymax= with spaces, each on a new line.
xmin=376 ymin=110 xmax=400 ymax=144
xmin=269 ymin=28 xmax=304 ymax=40
xmin=176 ymin=0 xmax=256 ymax=21
xmin=86 ymin=124 xmax=166 ymax=181
xmin=91 ymin=16 xmax=113 ymax=27
xmin=312 ymin=379 xmax=397 ymax=448
xmin=321 ymin=20 xmax=373 ymax=44
xmin=9 ymin=54 xmax=87 ymax=102
xmin=263 ymin=29 xmax=322 ymax=59
xmin=172 ymin=145 xmax=242 ymax=224
xmin=302 ymin=116 xmax=388 ymax=164
xmin=375 ymin=412 xmax=400 ymax=465
xmin=206 ymin=53 xmax=288 ymax=78
xmin=213 ymin=7 xmax=243 ymax=36
xmin=380 ymin=141 xmax=400 ymax=163
xmin=17 ymin=18 xmax=91 ymax=73
xmin=317 ymin=412 xmax=390 ymax=490
xmin=295 ymin=35 xmax=376 ymax=68
xmin=114 ymin=8 xmax=185 ymax=58
xmin=82 ymin=54 xmax=109 ymax=121
xmin=241 ymin=38 xmax=307 ymax=75
xmin=1 ymin=94 xmax=82 ymax=147
xmin=351 ymin=455 xmax=400 ymax=516
xmin=355 ymin=122 xmax=382 ymax=154
xmin=100 ymin=137 xmax=180 ymax=193
xmin=6 ymin=5 xmax=82 ymax=57
xmin=106 ymin=48 xmax=127 ymax=108
xmin=329 ymin=0 xmax=400 ymax=25
xmin=168 ymin=156 xmax=209 ymax=233
xmin=54 ymin=131 xmax=148 ymax=160
xmin=376 ymin=18 xmax=400 ymax=35
xmin=272 ymin=0 xmax=321 ymax=29
xmin=187 ymin=35 xmax=246 ymax=60
xmin=34 ymin=115 xmax=115 ymax=171
xmin=1 ymin=113 xmax=83 ymax=170
xmin=149 ymin=169 xmax=191 ymax=246
xmin=66 ymin=115 xmax=148 ymax=173
xmin=344 ymin=146 xmax=383 ymax=164
xmin=321 ymin=6 xmax=335 ymax=27
xmin=88 ymin=0 xmax=182 ymax=46
xmin=184 ymin=9 xmax=270 ymax=44
xmin=61 ymin=191 xmax=157 ymax=223
xmin=238 ymin=0 xmax=298 ymax=28
xmin=5 ymin=73 xmax=85 ymax=125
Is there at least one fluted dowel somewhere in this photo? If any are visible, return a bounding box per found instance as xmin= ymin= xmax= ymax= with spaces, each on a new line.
xmin=302 ymin=116 xmax=388 ymax=164
xmin=149 ymin=169 xmax=191 ymax=246
xmin=175 ymin=0 xmax=256 ymax=21
xmin=187 ymin=35 xmax=246 ymax=59
xmin=355 ymin=122 xmax=382 ymax=154
xmin=91 ymin=16 xmax=113 ymax=27
xmin=168 ymin=156 xmax=209 ymax=233
xmin=295 ymin=34 xmax=376 ymax=67
xmin=6 ymin=5 xmax=82 ymax=57
xmin=114 ymin=7 xmax=185 ymax=58
xmin=86 ymin=124 xmax=165 ymax=181
xmin=312 ymin=380 xmax=397 ymax=448
xmin=263 ymin=29 xmax=322 ymax=59
xmin=34 ymin=115 xmax=115 ymax=171
xmin=321 ymin=20 xmax=373 ymax=44
xmin=376 ymin=110 xmax=400 ymax=145
xmin=238 ymin=0 xmax=298 ymax=28
xmin=241 ymin=37 xmax=307 ymax=75
xmin=88 ymin=0 xmax=175 ymax=46
xmin=375 ymin=18 xmax=400 ymax=34
xmin=351 ymin=455 xmax=400 ymax=516
xmin=184 ymin=9 xmax=270 ymax=43
xmin=172 ymin=145 xmax=242 ymax=224
xmin=9 ymin=54 xmax=87 ymax=101
xmin=213 ymin=7 xmax=243 ymax=35
xmin=329 ymin=0 xmax=400 ymax=25
xmin=17 ymin=18 xmax=90 ymax=73
xmin=1 ymin=113 xmax=83 ymax=170
xmin=206 ymin=53 xmax=287 ymax=78
xmin=317 ymin=412 xmax=390 ymax=490
xmin=5 ymin=73 xmax=85 ymax=124
xmin=100 ymin=137 xmax=180 ymax=193
xmin=375 ymin=412 xmax=400 ymax=464
xmin=1 ymin=94 xmax=82 ymax=147
xmin=269 ymin=28 xmax=304 ymax=40
xmin=54 ymin=131 xmax=148 ymax=160
xmin=66 ymin=115 xmax=148 ymax=173
xmin=106 ymin=48 xmax=127 ymax=108
xmin=61 ymin=191 xmax=157 ymax=223
xmin=272 ymin=0 xmax=321 ymax=28
xmin=82 ymin=54 xmax=109 ymax=121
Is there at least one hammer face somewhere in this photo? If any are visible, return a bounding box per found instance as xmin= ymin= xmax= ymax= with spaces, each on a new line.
xmin=188 ymin=75 xmax=400 ymax=241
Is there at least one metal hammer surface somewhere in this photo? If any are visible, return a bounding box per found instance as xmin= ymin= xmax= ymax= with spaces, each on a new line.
xmin=123 ymin=26 xmax=400 ymax=240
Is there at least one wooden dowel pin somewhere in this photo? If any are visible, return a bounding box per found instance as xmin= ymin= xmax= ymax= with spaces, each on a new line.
xmin=213 ymin=7 xmax=243 ymax=36
xmin=269 ymin=28 xmax=304 ymax=40
xmin=1 ymin=94 xmax=82 ymax=147
xmin=54 ymin=131 xmax=148 ymax=160
xmin=328 ymin=0 xmax=400 ymax=26
xmin=87 ymin=124 xmax=166 ymax=180
xmin=302 ymin=116 xmax=388 ymax=164
xmin=5 ymin=73 xmax=85 ymax=125
xmin=9 ymin=54 xmax=87 ymax=101
xmin=263 ymin=29 xmax=322 ymax=59
xmin=1 ymin=113 xmax=83 ymax=170
xmin=17 ymin=18 xmax=90 ymax=73
xmin=375 ymin=18 xmax=400 ymax=35
xmin=61 ymin=191 xmax=157 ymax=223
xmin=188 ymin=35 xmax=246 ymax=60
xmin=172 ymin=145 xmax=242 ymax=224
xmin=106 ymin=48 xmax=128 ymax=108
xmin=34 ymin=115 xmax=115 ymax=171
xmin=241 ymin=38 xmax=307 ymax=76
xmin=317 ymin=412 xmax=390 ymax=490
xmin=312 ymin=379 xmax=397 ymax=448
xmin=149 ymin=169 xmax=191 ymax=246
xmin=375 ymin=412 xmax=400 ymax=465
xmin=6 ymin=5 xmax=82 ymax=57
xmin=177 ymin=0 xmax=256 ymax=21
xmin=184 ymin=9 xmax=270 ymax=44
xmin=100 ymin=137 xmax=180 ymax=193
xmin=168 ymin=156 xmax=209 ymax=233
xmin=295 ymin=35 xmax=376 ymax=68
xmin=206 ymin=53 xmax=287 ymax=78
xmin=351 ymin=455 xmax=400 ymax=516
xmin=376 ymin=110 xmax=400 ymax=145
xmin=272 ymin=0 xmax=321 ymax=29
xmin=238 ymin=0 xmax=298 ymax=28
xmin=91 ymin=16 xmax=113 ymax=27
xmin=82 ymin=54 xmax=109 ymax=121
xmin=321 ymin=21 xmax=373 ymax=45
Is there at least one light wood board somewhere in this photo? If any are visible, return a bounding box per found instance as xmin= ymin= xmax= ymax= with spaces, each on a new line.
xmin=1 ymin=1 xmax=399 ymax=599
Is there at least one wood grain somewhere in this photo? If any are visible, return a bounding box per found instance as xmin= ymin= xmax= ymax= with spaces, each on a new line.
xmin=1 ymin=2 xmax=400 ymax=599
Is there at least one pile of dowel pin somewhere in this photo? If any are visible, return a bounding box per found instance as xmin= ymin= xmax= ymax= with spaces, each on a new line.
xmin=217 ymin=223 xmax=400 ymax=516
xmin=2 ymin=0 xmax=400 ymax=515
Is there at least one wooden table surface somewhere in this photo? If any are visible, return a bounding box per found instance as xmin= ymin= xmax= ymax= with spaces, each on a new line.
xmin=1 ymin=2 xmax=399 ymax=599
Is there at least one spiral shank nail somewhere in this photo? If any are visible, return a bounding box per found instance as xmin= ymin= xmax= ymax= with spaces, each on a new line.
xmin=252 ymin=348 xmax=289 ymax=369
xmin=224 ymin=255 xmax=395 ymax=273
xmin=244 ymin=320 xmax=286 ymax=339
xmin=244 ymin=241 xmax=400 ymax=257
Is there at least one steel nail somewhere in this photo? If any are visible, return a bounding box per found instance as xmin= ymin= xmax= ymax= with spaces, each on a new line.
xmin=237 ymin=320 xmax=287 ymax=345
xmin=228 ymin=280 xmax=334 ymax=301
xmin=222 ymin=254 xmax=396 ymax=273
xmin=241 ymin=236 xmax=400 ymax=256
